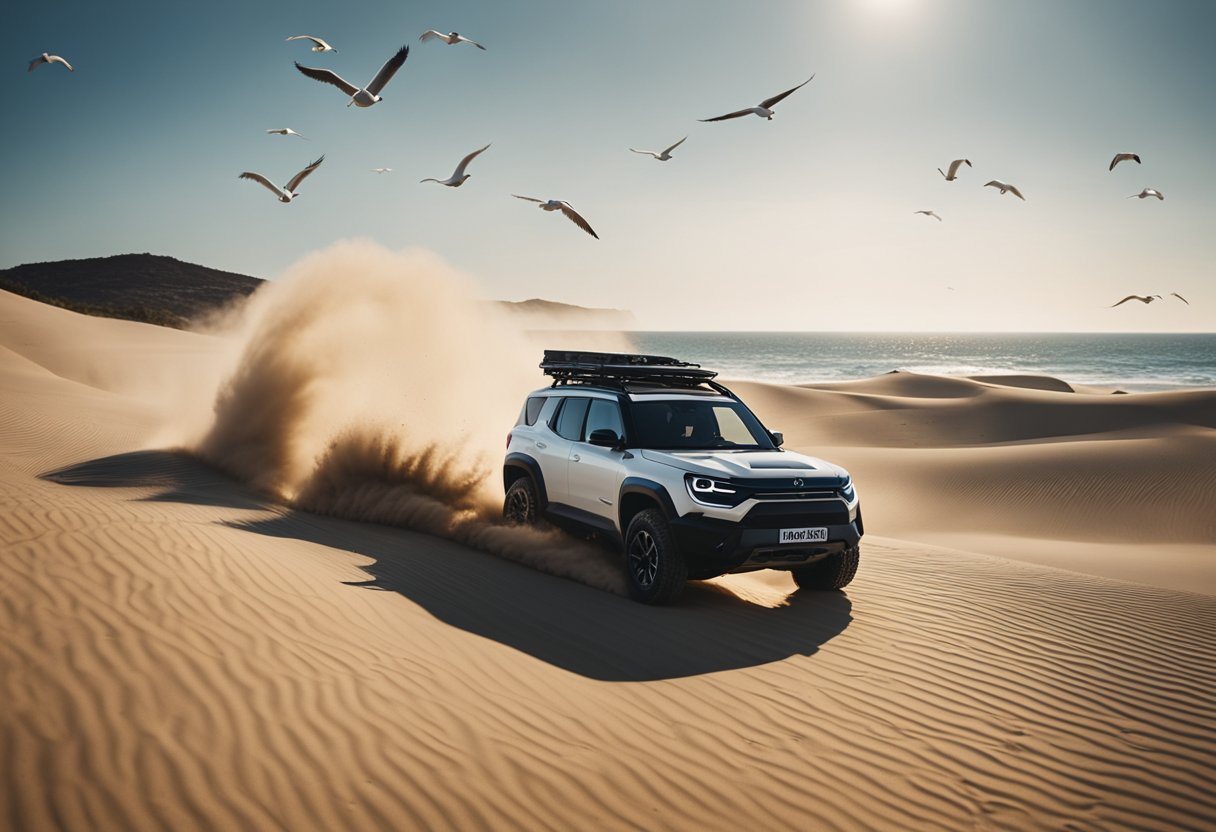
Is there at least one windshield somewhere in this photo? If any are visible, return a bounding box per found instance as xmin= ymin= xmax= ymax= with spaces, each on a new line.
xmin=630 ymin=399 xmax=775 ymax=451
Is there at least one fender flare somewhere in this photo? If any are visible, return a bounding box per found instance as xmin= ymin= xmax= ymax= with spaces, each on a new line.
xmin=618 ymin=477 xmax=678 ymax=529
xmin=504 ymin=453 xmax=549 ymax=507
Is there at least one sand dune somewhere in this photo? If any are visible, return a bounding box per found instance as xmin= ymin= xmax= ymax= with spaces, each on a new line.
xmin=3 ymin=282 xmax=1215 ymax=830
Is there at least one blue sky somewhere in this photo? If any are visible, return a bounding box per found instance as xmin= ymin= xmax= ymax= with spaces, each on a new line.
xmin=4 ymin=0 xmax=1215 ymax=330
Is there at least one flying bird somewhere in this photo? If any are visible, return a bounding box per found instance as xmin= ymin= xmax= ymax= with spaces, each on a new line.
xmin=699 ymin=76 xmax=814 ymax=122
xmin=1127 ymin=188 xmax=1164 ymax=200
xmin=513 ymin=196 xmax=599 ymax=239
xmin=28 ymin=53 xmax=73 ymax=72
xmin=239 ymin=156 xmax=324 ymax=203
xmin=266 ymin=128 xmax=306 ymax=139
xmin=914 ymin=210 xmax=942 ymax=222
xmin=984 ymin=180 xmax=1025 ymax=200
xmin=1109 ymin=152 xmax=1141 ymax=171
xmin=420 ymin=144 xmax=490 ymax=187
xmin=286 ymin=35 xmax=337 ymax=53
xmin=296 ymin=45 xmax=408 ymax=108
xmin=371 ymin=167 xmax=393 ymax=174
xmin=419 ymin=30 xmax=486 ymax=50
xmin=1170 ymin=292 xmax=1190 ymax=305
xmin=629 ymin=136 xmax=687 ymax=161
xmin=1109 ymin=294 xmax=1160 ymax=307
xmin=937 ymin=159 xmax=972 ymax=181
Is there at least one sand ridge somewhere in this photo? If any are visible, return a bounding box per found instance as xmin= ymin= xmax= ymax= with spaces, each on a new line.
xmin=2 ymin=284 xmax=1215 ymax=830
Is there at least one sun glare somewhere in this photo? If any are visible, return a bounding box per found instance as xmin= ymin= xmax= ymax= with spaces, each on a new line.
xmin=860 ymin=0 xmax=916 ymax=15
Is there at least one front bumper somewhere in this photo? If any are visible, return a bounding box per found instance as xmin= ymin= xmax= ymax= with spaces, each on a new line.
xmin=671 ymin=502 xmax=864 ymax=579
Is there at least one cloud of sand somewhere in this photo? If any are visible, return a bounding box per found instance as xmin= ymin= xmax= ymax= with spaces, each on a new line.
xmin=191 ymin=240 xmax=632 ymax=592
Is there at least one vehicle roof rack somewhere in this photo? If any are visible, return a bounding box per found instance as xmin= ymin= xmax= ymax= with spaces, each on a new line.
xmin=540 ymin=350 xmax=735 ymax=396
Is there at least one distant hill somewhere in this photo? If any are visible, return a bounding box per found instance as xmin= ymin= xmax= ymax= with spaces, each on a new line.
xmin=0 ymin=253 xmax=636 ymax=331
xmin=0 ymin=253 xmax=262 ymax=329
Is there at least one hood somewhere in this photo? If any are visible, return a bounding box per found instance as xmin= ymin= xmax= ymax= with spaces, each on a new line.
xmin=639 ymin=449 xmax=847 ymax=482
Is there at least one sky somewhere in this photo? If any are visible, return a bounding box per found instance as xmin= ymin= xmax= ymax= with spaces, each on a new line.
xmin=4 ymin=0 xmax=1215 ymax=331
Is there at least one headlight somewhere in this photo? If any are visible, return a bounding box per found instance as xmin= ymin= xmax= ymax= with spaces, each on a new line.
xmin=839 ymin=477 xmax=857 ymax=503
xmin=685 ymin=474 xmax=741 ymax=507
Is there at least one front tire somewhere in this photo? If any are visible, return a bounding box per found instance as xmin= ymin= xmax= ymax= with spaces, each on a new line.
xmin=624 ymin=509 xmax=687 ymax=604
xmin=789 ymin=545 xmax=860 ymax=591
xmin=503 ymin=477 xmax=540 ymax=525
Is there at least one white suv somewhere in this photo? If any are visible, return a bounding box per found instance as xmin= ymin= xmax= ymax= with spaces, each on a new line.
xmin=503 ymin=351 xmax=863 ymax=604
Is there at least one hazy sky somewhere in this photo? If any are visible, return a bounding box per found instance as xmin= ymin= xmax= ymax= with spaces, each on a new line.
xmin=4 ymin=0 xmax=1214 ymax=331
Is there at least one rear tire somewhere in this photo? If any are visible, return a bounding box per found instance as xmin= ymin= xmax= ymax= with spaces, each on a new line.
xmin=503 ymin=477 xmax=540 ymax=526
xmin=789 ymin=545 xmax=860 ymax=591
xmin=624 ymin=509 xmax=687 ymax=605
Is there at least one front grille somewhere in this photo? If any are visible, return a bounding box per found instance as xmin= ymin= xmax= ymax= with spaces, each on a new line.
xmin=741 ymin=503 xmax=850 ymax=528
xmin=752 ymin=490 xmax=839 ymax=501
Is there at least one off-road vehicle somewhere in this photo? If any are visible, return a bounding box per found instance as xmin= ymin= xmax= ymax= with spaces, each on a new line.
xmin=503 ymin=351 xmax=863 ymax=604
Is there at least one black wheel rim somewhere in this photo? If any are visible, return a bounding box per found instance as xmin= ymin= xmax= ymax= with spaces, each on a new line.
xmin=628 ymin=529 xmax=659 ymax=588
xmin=505 ymin=487 xmax=530 ymax=523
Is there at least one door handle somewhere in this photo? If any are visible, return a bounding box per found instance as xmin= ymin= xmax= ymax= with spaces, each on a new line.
xmin=571 ymin=453 xmax=581 ymax=462
xmin=535 ymin=441 xmax=547 ymax=449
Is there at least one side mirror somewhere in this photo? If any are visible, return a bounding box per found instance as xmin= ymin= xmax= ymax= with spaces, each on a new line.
xmin=770 ymin=431 xmax=784 ymax=447
xmin=588 ymin=428 xmax=623 ymax=449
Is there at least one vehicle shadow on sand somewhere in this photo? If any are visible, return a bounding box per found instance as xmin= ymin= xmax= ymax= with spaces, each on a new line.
xmin=41 ymin=449 xmax=854 ymax=682
xmin=227 ymin=512 xmax=854 ymax=682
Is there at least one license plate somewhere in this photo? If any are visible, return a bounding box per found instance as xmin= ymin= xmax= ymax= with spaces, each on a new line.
xmin=779 ymin=527 xmax=828 ymax=544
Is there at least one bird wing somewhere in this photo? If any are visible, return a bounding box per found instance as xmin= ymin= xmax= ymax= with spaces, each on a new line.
xmin=419 ymin=30 xmax=444 ymax=42
xmin=513 ymin=195 xmax=543 ymax=203
xmin=27 ymin=55 xmax=46 ymax=72
xmin=947 ymin=159 xmax=966 ymax=178
xmin=983 ymin=180 xmax=1002 ymax=189
xmin=559 ymin=203 xmax=599 ymax=239
xmin=452 ymin=144 xmax=490 ymax=178
xmin=1171 ymin=293 xmax=1190 ymax=305
xmin=1149 ymin=189 xmax=1164 ymax=199
xmin=930 ymin=212 xmax=942 ymax=221
xmin=367 ymin=45 xmax=409 ymax=95
xmin=267 ymin=128 xmax=284 ymax=134
xmin=1109 ymin=153 xmax=1138 ymax=171
xmin=240 ymin=172 xmax=286 ymax=199
xmin=457 ymin=35 xmax=487 ymax=50
xmin=48 ymin=55 xmax=73 ymax=71
xmin=295 ymin=63 xmax=358 ymax=96
xmin=629 ymin=148 xmax=659 ymax=158
xmin=661 ymin=136 xmax=688 ymax=155
xmin=759 ymin=75 xmax=814 ymax=110
xmin=699 ymin=108 xmax=754 ymax=122
xmin=1108 ymin=295 xmax=1145 ymax=307
xmin=285 ymin=156 xmax=324 ymax=192
xmin=1007 ymin=184 xmax=1026 ymax=200
xmin=287 ymin=35 xmax=325 ymax=47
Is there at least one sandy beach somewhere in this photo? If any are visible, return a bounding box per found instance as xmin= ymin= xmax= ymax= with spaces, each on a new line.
xmin=3 ymin=283 xmax=1215 ymax=831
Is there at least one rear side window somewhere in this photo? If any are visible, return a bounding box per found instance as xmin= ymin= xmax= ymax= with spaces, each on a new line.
xmin=584 ymin=399 xmax=625 ymax=442
xmin=523 ymin=396 xmax=545 ymax=426
xmin=554 ymin=397 xmax=590 ymax=440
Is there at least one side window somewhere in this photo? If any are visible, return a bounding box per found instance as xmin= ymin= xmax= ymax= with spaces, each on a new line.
xmin=524 ymin=396 xmax=545 ymax=426
xmin=554 ymin=397 xmax=590 ymax=441
xmin=584 ymin=399 xmax=624 ymax=443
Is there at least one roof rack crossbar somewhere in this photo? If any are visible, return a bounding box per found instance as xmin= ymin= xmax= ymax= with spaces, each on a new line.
xmin=541 ymin=350 xmax=718 ymax=389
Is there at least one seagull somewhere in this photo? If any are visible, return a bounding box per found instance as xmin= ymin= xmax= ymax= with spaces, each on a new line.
xmin=419 ymin=30 xmax=486 ymax=50
xmin=420 ymin=144 xmax=490 ymax=187
xmin=239 ymin=156 xmax=324 ymax=203
xmin=286 ymin=35 xmax=337 ymax=53
xmin=28 ymin=53 xmax=73 ymax=72
xmin=1170 ymin=292 xmax=1190 ymax=305
xmin=1127 ymin=188 xmax=1164 ymax=200
xmin=1109 ymin=294 xmax=1160 ymax=307
xmin=266 ymin=128 xmax=307 ymax=139
xmin=1109 ymin=152 xmax=1141 ymax=171
xmin=937 ymin=159 xmax=972 ymax=181
xmin=699 ymin=76 xmax=814 ymax=122
xmin=913 ymin=210 xmax=942 ymax=222
xmin=629 ymin=136 xmax=687 ymax=161
xmin=512 ymin=196 xmax=599 ymax=239
xmin=371 ymin=167 xmax=393 ymax=174
xmin=296 ymin=45 xmax=408 ymax=108
xmin=984 ymin=180 xmax=1025 ymax=200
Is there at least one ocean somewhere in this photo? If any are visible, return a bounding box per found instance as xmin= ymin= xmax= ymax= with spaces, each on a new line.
xmin=626 ymin=332 xmax=1216 ymax=392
